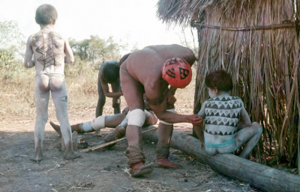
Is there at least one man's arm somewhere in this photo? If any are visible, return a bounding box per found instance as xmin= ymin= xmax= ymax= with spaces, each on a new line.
xmin=149 ymin=99 xmax=203 ymax=125
xmin=64 ymin=38 xmax=74 ymax=63
xmin=164 ymin=86 xmax=177 ymax=105
xmin=23 ymin=36 xmax=35 ymax=68
xmin=100 ymin=77 xmax=123 ymax=98
xmin=146 ymin=87 xmax=202 ymax=125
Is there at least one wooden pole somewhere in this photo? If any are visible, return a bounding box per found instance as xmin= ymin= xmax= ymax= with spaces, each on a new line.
xmin=80 ymin=127 xmax=158 ymax=153
xmin=142 ymin=126 xmax=300 ymax=192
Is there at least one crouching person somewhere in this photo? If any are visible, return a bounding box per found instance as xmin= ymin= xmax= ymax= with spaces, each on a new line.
xmin=194 ymin=69 xmax=262 ymax=158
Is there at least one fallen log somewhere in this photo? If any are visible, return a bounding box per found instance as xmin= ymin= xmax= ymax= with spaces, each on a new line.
xmin=142 ymin=126 xmax=300 ymax=192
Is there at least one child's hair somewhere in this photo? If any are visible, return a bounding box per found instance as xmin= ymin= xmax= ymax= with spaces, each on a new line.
xmin=103 ymin=61 xmax=120 ymax=83
xmin=35 ymin=4 xmax=58 ymax=25
xmin=205 ymin=69 xmax=233 ymax=92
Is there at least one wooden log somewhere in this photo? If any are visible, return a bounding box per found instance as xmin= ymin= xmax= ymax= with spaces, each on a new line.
xmin=142 ymin=126 xmax=300 ymax=192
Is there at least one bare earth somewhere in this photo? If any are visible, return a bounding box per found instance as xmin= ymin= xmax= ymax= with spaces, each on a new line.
xmin=0 ymin=108 xmax=259 ymax=192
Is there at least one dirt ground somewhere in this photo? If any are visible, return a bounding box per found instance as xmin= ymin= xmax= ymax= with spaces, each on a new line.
xmin=0 ymin=108 xmax=260 ymax=192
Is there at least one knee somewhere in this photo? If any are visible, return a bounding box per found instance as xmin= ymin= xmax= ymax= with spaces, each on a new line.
xmin=128 ymin=109 xmax=146 ymax=127
xmin=144 ymin=111 xmax=158 ymax=126
xmin=36 ymin=114 xmax=48 ymax=125
xmin=252 ymin=122 xmax=263 ymax=135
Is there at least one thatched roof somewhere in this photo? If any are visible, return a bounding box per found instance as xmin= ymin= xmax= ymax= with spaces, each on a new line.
xmin=157 ymin=0 xmax=211 ymax=24
xmin=157 ymin=0 xmax=299 ymax=26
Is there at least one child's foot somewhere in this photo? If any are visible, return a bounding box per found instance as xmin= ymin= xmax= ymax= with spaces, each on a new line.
xmin=50 ymin=121 xmax=62 ymax=137
xmin=155 ymin=158 xmax=182 ymax=169
xmin=30 ymin=152 xmax=43 ymax=163
xmin=64 ymin=151 xmax=81 ymax=160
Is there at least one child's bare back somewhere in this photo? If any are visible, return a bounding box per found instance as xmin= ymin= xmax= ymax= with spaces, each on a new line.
xmin=24 ymin=4 xmax=79 ymax=162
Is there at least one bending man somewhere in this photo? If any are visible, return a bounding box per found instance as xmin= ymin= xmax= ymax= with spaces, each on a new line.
xmin=120 ymin=44 xmax=203 ymax=177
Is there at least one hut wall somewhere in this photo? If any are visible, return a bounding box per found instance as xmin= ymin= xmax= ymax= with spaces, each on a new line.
xmin=194 ymin=0 xmax=300 ymax=166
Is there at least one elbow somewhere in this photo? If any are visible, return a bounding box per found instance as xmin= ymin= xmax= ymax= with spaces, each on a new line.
xmin=23 ymin=61 xmax=34 ymax=68
xmin=70 ymin=56 xmax=74 ymax=63
xmin=65 ymin=55 xmax=74 ymax=63
xmin=154 ymin=112 xmax=165 ymax=121
xmin=23 ymin=62 xmax=28 ymax=68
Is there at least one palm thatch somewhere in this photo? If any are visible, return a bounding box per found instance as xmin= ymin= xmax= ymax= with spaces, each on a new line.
xmin=157 ymin=0 xmax=300 ymax=169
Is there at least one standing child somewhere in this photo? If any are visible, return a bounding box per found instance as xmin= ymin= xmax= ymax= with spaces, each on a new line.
xmin=24 ymin=4 xmax=80 ymax=162
xmin=194 ymin=69 xmax=262 ymax=158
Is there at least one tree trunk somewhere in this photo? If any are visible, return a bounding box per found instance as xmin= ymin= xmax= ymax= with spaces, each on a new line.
xmin=142 ymin=126 xmax=300 ymax=192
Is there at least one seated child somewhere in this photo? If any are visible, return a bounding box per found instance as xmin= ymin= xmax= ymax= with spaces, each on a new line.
xmin=194 ymin=69 xmax=262 ymax=158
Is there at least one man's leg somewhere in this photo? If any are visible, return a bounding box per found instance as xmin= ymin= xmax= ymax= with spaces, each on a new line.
xmin=155 ymin=122 xmax=182 ymax=168
xmin=32 ymin=80 xmax=50 ymax=162
xmin=111 ymin=80 xmax=121 ymax=114
xmin=104 ymin=115 xmax=128 ymax=144
xmin=104 ymin=110 xmax=157 ymax=147
xmin=143 ymin=110 xmax=158 ymax=126
xmin=50 ymin=113 xmax=126 ymax=135
xmin=51 ymin=79 xmax=80 ymax=160
xmin=155 ymin=107 xmax=182 ymax=168
xmin=96 ymin=73 xmax=105 ymax=117
xmin=120 ymin=68 xmax=153 ymax=177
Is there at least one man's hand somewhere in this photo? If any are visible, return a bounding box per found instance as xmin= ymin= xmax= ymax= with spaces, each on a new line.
xmin=188 ymin=115 xmax=203 ymax=126
xmin=166 ymin=94 xmax=176 ymax=105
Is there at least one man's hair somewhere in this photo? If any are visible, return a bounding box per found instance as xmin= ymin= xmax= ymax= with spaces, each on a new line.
xmin=35 ymin=4 xmax=58 ymax=25
xmin=205 ymin=69 xmax=233 ymax=92
xmin=103 ymin=61 xmax=120 ymax=83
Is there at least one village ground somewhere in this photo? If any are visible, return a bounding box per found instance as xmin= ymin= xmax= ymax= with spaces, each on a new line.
xmin=0 ymin=107 xmax=261 ymax=192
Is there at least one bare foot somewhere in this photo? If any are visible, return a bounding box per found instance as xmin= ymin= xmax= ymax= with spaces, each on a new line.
xmin=130 ymin=162 xmax=154 ymax=177
xmin=50 ymin=121 xmax=62 ymax=137
xmin=155 ymin=158 xmax=182 ymax=169
xmin=30 ymin=152 xmax=43 ymax=163
xmin=64 ymin=151 xmax=81 ymax=160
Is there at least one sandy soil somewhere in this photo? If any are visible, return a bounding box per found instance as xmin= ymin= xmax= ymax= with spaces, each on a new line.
xmin=0 ymin=108 xmax=260 ymax=192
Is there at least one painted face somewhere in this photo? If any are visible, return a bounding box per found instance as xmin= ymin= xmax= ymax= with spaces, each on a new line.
xmin=208 ymin=87 xmax=217 ymax=98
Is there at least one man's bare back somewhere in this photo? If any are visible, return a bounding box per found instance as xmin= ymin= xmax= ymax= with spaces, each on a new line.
xmin=124 ymin=44 xmax=195 ymax=86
